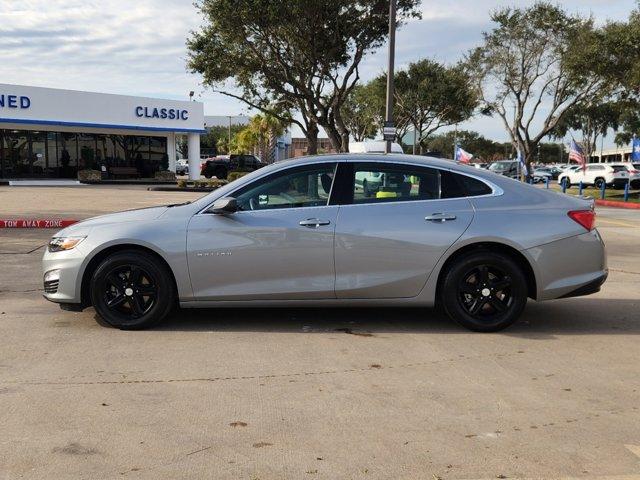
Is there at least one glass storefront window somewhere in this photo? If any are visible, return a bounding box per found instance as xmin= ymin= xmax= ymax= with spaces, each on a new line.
xmin=77 ymin=133 xmax=97 ymax=170
xmin=0 ymin=129 xmax=168 ymax=179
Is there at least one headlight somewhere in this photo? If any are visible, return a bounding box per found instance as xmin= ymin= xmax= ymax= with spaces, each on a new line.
xmin=48 ymin=236 xmax=86 ymax=252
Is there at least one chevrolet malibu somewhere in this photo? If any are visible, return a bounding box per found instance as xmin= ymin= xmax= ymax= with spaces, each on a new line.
xmin=43 ymin=154 xmax=607 ymax=332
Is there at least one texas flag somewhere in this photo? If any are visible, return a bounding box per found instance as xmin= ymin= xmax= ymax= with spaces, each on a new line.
xmin=632 ymin=137 xmax=640 ymax=161
xmin=455 ymin=145 xmax=473 ymax=164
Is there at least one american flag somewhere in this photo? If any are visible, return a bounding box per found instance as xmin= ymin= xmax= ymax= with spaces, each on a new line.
xmin=569 ymin=140 xmax=586 ymax=171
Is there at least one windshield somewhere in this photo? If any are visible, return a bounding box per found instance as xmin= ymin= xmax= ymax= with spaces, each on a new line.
xmin=489 ymin=162 xmax=514 ymax=172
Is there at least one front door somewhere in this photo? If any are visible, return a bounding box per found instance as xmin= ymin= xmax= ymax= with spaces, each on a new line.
xmin=187 ymin=162 xmax=338 ymax=301
xmin=334 ymin=162 xmax=474 ymax=299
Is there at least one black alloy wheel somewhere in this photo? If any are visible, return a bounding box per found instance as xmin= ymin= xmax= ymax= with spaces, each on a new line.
xmin=458 ymin=265 xmax=513 ymax=318
xmin=440 ymin=251 xmax=528 ymax=332
xmin=103 ymin=265 xmax=157 ymax=319
xmin=91 ymin=250 xmax=175 ymax=329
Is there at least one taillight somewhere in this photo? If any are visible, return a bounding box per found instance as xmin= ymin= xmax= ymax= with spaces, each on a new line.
xmin=200 ymin=163 xmax=206 ymax=173
xmin=568 ymin=210 xmax=596 ymax=231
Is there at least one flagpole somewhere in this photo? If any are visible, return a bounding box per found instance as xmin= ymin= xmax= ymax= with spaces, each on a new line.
xmin=453 ymin=124 xmax=458 ymax=160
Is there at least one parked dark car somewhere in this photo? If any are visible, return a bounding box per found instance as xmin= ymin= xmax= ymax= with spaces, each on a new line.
xmin=201 ymin=154 xmax=264 ymax=179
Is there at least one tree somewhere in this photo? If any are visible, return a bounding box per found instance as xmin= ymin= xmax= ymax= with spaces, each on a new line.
xmin=186 ymin=0 xmax=421 ymax=154
xmin=467 ymin=2 xmax=610 ymax=172
xmin=341 ymin=83 xmax=381 ymax=142
xmin=551 ymin=100 xmax=621 ymax=160
xmin=235 ymin=113 xmax=286 ymax=161
xmin=424 ymin=130 xmax=501 ymax=160
xmin=395 ymin=59 xmax=478 ymax=154
xmin=201 ymin=124 xmax=247 ymax=155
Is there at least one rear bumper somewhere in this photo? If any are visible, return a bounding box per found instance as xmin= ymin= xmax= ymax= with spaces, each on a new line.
xmin=526 ymin=229 xmax=607 ymax=301
xmin=558 ymin=271 xmax=608 ymax=299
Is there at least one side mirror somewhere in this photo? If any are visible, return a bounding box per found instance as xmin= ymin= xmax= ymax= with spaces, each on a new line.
xmin=210 ymin=197 xmax=238 ymax=214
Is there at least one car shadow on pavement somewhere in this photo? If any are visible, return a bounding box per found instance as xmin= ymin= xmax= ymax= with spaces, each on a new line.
xmin=149 ymin=297 xmax=640 ymax=338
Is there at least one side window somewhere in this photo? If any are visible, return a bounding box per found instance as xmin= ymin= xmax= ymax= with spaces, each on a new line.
xmin=233 ymin=163 xmax=337 ymax=211
xmin=441 ymin=170 xmax=493 ymax=198
xmin=352 ymin=163 xmax=440 ymax=204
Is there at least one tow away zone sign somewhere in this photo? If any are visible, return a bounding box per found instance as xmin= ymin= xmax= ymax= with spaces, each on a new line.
xmin=0 ymin=219 xmax=77 ymax=228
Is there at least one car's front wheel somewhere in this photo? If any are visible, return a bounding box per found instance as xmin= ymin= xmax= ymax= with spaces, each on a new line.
xmin=440 ymin=251 xmax=528 ymax=332
xmin=90 ymin=250 xmax=175 ymax=329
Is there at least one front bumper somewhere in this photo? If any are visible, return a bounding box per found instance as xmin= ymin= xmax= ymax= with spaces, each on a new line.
xmin=526 ymin=229 xmax=607 ymax=301
xmin=42 ymin=246 xmax=86 ymax=305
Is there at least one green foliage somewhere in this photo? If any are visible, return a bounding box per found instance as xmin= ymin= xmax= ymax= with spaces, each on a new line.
xmin=227 ymin=171 xmax=250 ymax=182
xmin=177 ymin=179 xmax=187 ymax=188
xmin=342 ymin=83 xmax=383 ymax=141
xmin=201 ymin=124 xmax=246 ymax=155
xmin=395 ymin=59 xmax=478 ymax=152
xmin=234 ymin=114 xmax=285 ymax=159
xmin=186 ymin=0 xmax=421 ymax=153
xmin=466 ymin=2 xmax=609 ymax=167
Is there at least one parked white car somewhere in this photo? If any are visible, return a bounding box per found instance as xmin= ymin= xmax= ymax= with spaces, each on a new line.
xmin=557 ymin=164 xmax=629 ymax=189
xmin=610 ymin=162 xmax=640 ymax=188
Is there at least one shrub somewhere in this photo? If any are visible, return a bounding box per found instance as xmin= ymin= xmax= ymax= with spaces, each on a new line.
xmin=227 ymin=171 xmax=250 ymax=182
xmin=177 ymin=179 xmax=187 ymax=188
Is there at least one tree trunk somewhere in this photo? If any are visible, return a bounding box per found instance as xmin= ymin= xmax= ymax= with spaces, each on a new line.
xmin=306 ymin=124 xmax=319 ymax=155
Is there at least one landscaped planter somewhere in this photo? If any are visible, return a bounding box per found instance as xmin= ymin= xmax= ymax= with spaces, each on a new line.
xmin=77 ymin=169 xmax=102 ymax=182
xmin=155 ymin=170 xmax=176 ymax=181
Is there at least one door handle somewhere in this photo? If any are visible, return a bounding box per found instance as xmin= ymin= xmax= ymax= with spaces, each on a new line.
xmin=425 ymin=213 xmax=457 ymax=222
xmin=299 ymin=218 xmax=331 ymax=228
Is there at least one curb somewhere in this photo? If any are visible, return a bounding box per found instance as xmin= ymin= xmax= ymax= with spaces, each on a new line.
xmin=595 ymin=199 xmax=640 ymax=210
xmin=0 ymin=219 xmax=78 ymax=228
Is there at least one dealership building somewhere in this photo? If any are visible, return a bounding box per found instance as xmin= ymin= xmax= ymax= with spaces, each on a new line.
xmin=0 ymin=83 xmax=205 ymax=180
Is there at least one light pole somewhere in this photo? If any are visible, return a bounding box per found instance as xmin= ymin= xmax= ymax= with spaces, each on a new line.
xmin=384 ymin=0 xmax=397 ymax=154
xmin=227 ymin=116 xmax=232 ymax=153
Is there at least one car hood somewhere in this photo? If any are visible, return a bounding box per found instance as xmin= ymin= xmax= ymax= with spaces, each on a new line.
xmin=55 ymin=206 xmax=169 ymax=237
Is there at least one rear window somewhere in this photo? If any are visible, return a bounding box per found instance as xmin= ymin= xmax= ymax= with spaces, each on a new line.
xmin=633 ymin=164 xmax=640 ymax=170
xmin=441 ymin=171 xmax=493 ymax=198
xmin=612 ymin=166 xmax=627 ymax=173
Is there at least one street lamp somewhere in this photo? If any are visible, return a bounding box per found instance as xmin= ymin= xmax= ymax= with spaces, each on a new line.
xmin=384 ymin=0 xmax=397 ymax=154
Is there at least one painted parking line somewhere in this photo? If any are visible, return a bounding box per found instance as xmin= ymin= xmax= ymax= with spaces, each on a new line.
xmin=626 ymin=444 xmax=640 ymax=458
xmin=598 ymin=218 xmax=637 ymax=228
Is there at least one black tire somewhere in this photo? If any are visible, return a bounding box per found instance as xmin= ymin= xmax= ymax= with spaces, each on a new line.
xmin=203 ymin=170 xmax=212 ymax=179
xmin=90 ymin=250 xmax=175 ymax=330
xmin=214 ymin=166 xmax=228 ymax=180
xmin=594 ymin=177 xmax=605 ymax=190
xmin=440 ymin=251 xmax=528 ymax=332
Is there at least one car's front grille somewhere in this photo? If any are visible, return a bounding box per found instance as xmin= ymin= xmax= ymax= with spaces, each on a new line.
xmin=44 ymin=279 xmax=59 ymax=294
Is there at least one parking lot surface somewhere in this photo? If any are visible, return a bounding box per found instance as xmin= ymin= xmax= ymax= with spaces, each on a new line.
xmin=0 ymin=185 xmax=639 ymax=479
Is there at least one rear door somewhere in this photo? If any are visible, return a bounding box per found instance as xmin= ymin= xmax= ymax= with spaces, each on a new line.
xmin=333 ymin=162 xmax=475 ymax=299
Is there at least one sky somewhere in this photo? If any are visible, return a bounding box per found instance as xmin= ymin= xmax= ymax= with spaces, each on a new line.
xmin=0 ymin=0 xmax=636 ymax=145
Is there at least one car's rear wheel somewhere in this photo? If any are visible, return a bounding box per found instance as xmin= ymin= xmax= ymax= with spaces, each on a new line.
xmin=203 ymin=170 xmax=212 ymax=179
xmin=214 ymin=166 xmax=228 ymax=180
xmin=90 ymin=251 xmax=175 ymax=330
xmin=594 ymin=177 xmax=605 ymax=189
xmin=440 ymin=251 xmax=528 ymax=332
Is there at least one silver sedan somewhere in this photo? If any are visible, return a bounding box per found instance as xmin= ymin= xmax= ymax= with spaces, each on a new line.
xmin=42 ymin=154 xmax=607 ymax=332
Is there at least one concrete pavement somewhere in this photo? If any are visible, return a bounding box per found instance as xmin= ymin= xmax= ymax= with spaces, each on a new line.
xmin=0 ymin=187 xmax=638 ymax=479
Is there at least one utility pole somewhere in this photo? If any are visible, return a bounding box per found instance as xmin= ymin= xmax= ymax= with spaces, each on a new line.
xmin=227 ymin=116 xmax=232 ymax=153
xmin=384 ymin=0 xmax=397 ymax=154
